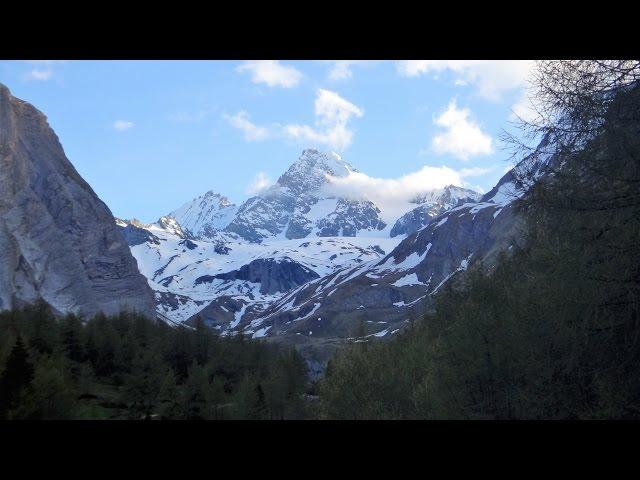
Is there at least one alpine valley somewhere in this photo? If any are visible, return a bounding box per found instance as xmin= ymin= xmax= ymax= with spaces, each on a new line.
xmin=0 ymin=81 xmax=550 ymax=373
xmin=116 ymin=146 xmax=550 ymax=372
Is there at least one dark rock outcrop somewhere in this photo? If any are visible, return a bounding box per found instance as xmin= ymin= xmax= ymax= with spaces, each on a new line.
xmin=117 ymin=221 xmax=160 ymax=247
xmin=196 ymin=257 xmax=319 ymax=295
xmin=316 ymin=198 xmax=386 ymax=236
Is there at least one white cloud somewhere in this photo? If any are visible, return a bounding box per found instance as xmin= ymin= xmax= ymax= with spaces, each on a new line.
xmin=113 ymin=120 xmax=134 ymax=131
xmin=328 ymin=61 xmax=355 ymax=80
xmin=225 ymin=89 xmax=363 ymax=150
xmin=327 ymin=60 xmax=380 ymax=81
xmin=224 ymin=111 xmax=270 ymax=142
xmin=25 ymin=68 xmax=53 ymax=81
xmin=23 ymin=60 xmax=68 ymax=82
xmin=283 ymin=89 xmax=363 ymax=151
xmin=397 ymin=60 xmax=534 ymax=101
xmin=236 ymin=60 xmax=302 ymax=88
xmin=321 ymin=164 xmax=488 ymax=222
xmin=431 ymin=100 xmax=493 ymax=160
xmin=314 ymin=89 xmax=363 ymax=124
xmin=245 ymin=172 xmax=274 ymax=195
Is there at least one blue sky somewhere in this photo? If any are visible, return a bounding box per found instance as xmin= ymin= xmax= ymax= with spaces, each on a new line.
xmin=0 ymin=60 xmax=535 ymax=222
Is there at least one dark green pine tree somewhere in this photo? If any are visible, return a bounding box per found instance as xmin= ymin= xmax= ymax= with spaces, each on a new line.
xmin=157 ymin=369 xmax=182 ymax=419
xmin=252 ymin=383 xmax=268 ymax=420
xmin=60 ymin=314 xmax=84 ymax=363
xmin=122 ymin=351 xmax=164 ymax=419
xmin=182 ymin=362 xmax=210 ymax=420
xmin=26 ymin=300 xmax=57 ymax=355
xmin=0 ymin=336 xmax=35 ymax=418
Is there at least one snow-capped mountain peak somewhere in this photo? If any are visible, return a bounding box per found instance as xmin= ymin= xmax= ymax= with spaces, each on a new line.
xmin=390 ymin=185 xmax=482 ymax=237
xmin=169 ymin=191 xmax=238 ymax=240
xmin=220 ymin=149 xmax=385 ymax=242
xmin=277 ymin=149 xmax=357 ymax=195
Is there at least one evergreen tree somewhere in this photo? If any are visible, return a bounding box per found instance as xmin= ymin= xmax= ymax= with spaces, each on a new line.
xmin=12 ymin=357 xmax=76 ymax=419
xmin=182 ymin=361 xmax=210 ymax=420
xmin=122 ymin=350 xmax=164 ymax=419
xmin=208 ymin=375 xmax=227 ymax=420
xmin=0 ymin=336 xmax=35 ymax=419
xmin=60 ymin=314 xmax=84 ymax=363
xmin=157 ymin=369 xmax=182 ymax=419
xmin=25 ymin=300 xmax=57 ymax=355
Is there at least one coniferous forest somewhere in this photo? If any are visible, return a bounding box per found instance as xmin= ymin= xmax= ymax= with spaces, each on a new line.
xmin=0 ymin=306 xmax=309 ymax=419
xmin=1 ymin=61 xmax=639 ymax=420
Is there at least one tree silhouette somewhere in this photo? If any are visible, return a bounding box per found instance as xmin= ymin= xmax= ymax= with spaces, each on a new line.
xmin=0 ymin=336 xmax=35 ymax=418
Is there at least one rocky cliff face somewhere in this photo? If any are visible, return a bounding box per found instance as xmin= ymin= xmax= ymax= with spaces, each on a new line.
xmin=0 ymin=83 xmax=156 ymax=318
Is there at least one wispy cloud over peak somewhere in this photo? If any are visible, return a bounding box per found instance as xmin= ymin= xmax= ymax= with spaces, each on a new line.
xmin=245 ymin=172 xmax=274 ymax=195
xmin=322 ymin=163 xmax=490 ymax=222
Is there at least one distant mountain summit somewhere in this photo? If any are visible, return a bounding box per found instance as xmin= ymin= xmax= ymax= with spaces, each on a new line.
xmin=235 ymin=137 xmax=558 ymax=365
xmin=162 ymin=149 xmax=389 ymax=243
xmin=391 ymin=185 xmax=482 ymax=237
xmin=224 ymin=148 xmax=379 ymax=242
xmin=169 ymin=191 xmax=237 ymax=239
xmin=0 ymin=83 xmax=155 ymax=318
xmin=276 ymin=149 xmax=355 ymax=195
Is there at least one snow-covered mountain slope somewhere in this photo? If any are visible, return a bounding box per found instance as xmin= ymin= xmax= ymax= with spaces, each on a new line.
xmin=390 ymin=185 xmax=482 ymax=237
xmin=239 ymin=199 xmax=522 ymax=342
xmin=169 ymin=191 xmax=237 ymax=240
xmin=278 ymin=148 xmax=354 ymax=194
xmin=118 ymin=216 xmax=402 ymax=324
